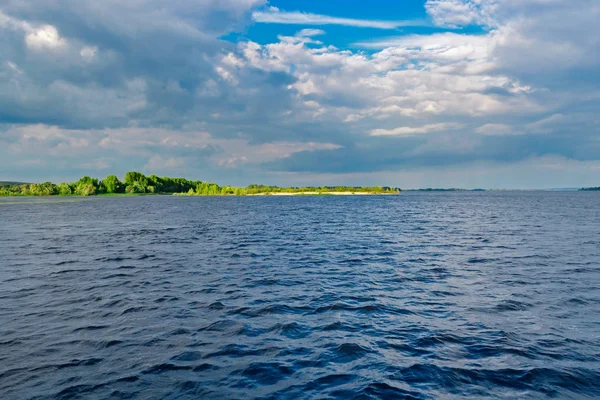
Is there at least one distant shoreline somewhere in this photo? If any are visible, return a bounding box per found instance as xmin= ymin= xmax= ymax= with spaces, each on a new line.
xmin=246 ymin=191 xmax=397 ymax=196
xmin=0 ymin=172 xmax=399 ymax=197
xmin=3 ymin=176 xmax=598 ymax=195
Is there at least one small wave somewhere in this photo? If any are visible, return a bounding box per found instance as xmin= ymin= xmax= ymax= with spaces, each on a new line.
xmin=193 ymin=363 xmax=219 ymax=372
xmin=102 ymin=273 xmax=133 ymax=279
xmin=203 ymin=344 xmax=282 ymax=359
xmin=239 ymin=362 xmax=295 ymax=385
xmin=415 ymin=333 xmax=475 ymax=348
xmin=467 ymin=257 xmax=498 ymax=264
xmin=322 ymin=343 xmax=373 ymax=364
xmin=115 ymin=375 xmax=139 ymax=383
xmin=72 ymin=325 xmax=109 ymax=333
xmin=121 ymin=306 xmax=145 ymax=315
xmin=270 ymin=322 xmax=312 ymax=339
xmin=53 ymin=383 xmax=104 ymax=399
xmin=230 ymin=304 xmax=309 ymax=317
xmin=116 ymin=265 xmax=136 ymax=270
xmin=50 ymin=268 xmax=88 ymax=275
xmin=94 ymin=256 xmax=131 ymax=262
xmin=493 ymin=300 xmax=532 ymax=312
xmin=304 ymin=373 xmax=357 ymax=390
xmin=142 ymin=363 xmax=192 ymax=374
xmin=312 ymin=303 xmax=413 ymax=316
xmin=171 ymin=351 xmax=202 ymax=362
xmin=170 ymin=328 xmax=191 ymax=335
xmin=53 ymin=260 xmax=79 ymax=266
xmin=346 ymin=382 xmax=424 ymax=399
xmin=208 ymin=301 xmax=226 ymax=310
xmin=197 ymin=320 xmax=239 ymax=332
xmin=388 ymin=364 xmax=600 ymax=396
xmin=320 ymin=321 xmax=361 ymax=333
xmin=154 ymin=296 xmax=179 ymax=303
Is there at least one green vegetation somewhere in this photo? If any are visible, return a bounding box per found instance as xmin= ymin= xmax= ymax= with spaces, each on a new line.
xmin=0 ymin=172 xmax=400 ymax=197
xmin=581 ymin=187 xmax=600 ymax=191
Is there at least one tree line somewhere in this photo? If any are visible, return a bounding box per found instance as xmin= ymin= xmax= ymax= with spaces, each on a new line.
xmin=0 ymin=172 xmax=400 ymax=196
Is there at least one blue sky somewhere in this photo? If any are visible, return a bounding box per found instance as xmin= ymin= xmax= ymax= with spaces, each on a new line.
xmin=240 ymin=0 xmax=434 ymax=47
xmin=1 ymin=0 xmax=599 ymax=188
xmin=240 ymin=0 xmax=485 ymax=49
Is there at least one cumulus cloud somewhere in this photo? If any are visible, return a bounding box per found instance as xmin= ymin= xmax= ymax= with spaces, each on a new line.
xmin=25 ymin=25 xmax=66 ymax=50
xmin=425 ymin=0 xmax=498 ymax=28
xmin=0 ymin=124 xmax=342 ymax=181
xmin=0 ymin=0 xmax=599 ymax=187
xmin=225 ymin=29 xmax=539 ymax=125
xmin=0 ymin=11 xmax=67 ymax=51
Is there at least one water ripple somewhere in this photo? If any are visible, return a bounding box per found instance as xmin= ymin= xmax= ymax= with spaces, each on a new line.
xmin=1 ymin=192 xmax=600 ymax=399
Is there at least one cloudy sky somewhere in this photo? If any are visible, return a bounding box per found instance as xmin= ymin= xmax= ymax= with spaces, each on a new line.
xmin=1 ymin=0 xmax=599 ymax=188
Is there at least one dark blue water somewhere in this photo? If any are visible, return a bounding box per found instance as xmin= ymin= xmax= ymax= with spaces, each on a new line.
xmin=1 ymin=192 xmax=600 ymax=399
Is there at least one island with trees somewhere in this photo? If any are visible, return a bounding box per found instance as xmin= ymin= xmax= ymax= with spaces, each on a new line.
xmin=581 ymin=187 xmax=600 ymax=191
xmin=0 ymin=172 xmax=400 ymax=197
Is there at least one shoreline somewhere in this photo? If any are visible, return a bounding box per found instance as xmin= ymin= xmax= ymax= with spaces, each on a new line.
xmin=0 ymin=192 xmax=400 ymax=199
xmin=246 ymin=192 xmax=397 ymax=196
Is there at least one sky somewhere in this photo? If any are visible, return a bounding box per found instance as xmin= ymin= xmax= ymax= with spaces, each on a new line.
xmin=0 ymin=0 xmax=599 ymax=189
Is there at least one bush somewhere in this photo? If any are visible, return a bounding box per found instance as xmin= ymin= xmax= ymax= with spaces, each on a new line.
xmin=75 ymin=183 xmax=96 ymax=196
xmin=103 ymin=175 xmax=121 ymax=193
xmin=132 ymin=181 xmax=146 ymax=193
xmin=58 ymin=182 xmax=72 ymax=196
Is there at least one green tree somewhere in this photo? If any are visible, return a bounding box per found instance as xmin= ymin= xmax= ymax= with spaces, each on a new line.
xmin=38 ymin=182 xmax=57 ymax=196
xmin=75 ymin=183 xmax=96 ymax=196
xmin=103 ymin=174 xmax=121 ymax=193
xmin=131 ymin=181 xmax=146 ymax=193
xmin=58 ymin=182 xmax=72 ymax=196
xmin=124 ymin=171 xmax=147 ymax=187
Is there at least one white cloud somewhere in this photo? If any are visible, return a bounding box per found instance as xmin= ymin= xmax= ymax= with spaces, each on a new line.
xmin=145 ymin=155 xmax=186 ymax=170
xmin=252 ymin=6 xmax=425 ymax=29
xmin=25 ymin=25 xmax=66 ymax=50
xmin=1 ymin=11 xmax=67 ymax=52
xmin=4 ymin=124 xmax=342 ymax=172
xmin=6 ymin=61 xmax=23 ymax=74
xmin=214 ymin=141 xmax=341 ymax=167
xmin=525 ymin=114 xmax=565 ymax=133
xmin=425 ymin=0 xmax=498 ymax=28
xmin=80 ymin=159 xmax=110 ymax=170
xmin=370 ymin=123 xmax=460 ymax=136
xmin=226 ymin=31 xmax=540 ymax=125
xmin=476 ymin=123 xmax=516 ymax=136
xmin=296 ymin=29 xmax=325 ymax=37
xmin=80 ymin=46 xmax=97 ymax=60
xmin=0 ymin=10 xmax=31 ymax=31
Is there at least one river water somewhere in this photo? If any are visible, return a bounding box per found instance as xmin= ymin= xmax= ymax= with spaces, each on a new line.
xmin=1 ymin=192 xmax=599 ymax=399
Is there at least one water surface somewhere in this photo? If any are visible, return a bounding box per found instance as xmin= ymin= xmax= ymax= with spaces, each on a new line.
xmin=1 ymin=192 xmax=600 ymax=399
